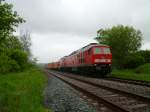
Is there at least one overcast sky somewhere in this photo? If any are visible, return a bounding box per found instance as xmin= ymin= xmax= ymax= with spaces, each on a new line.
xmin=8 ymin=0 xmax=150 ymax=63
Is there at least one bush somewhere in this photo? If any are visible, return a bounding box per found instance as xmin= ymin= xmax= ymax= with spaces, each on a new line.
xmin=0 ymin=54 xmax=22 ymax=74
xmin=137 ymin=50 xmax=150 ymax=63
xmin=0 ymin=54 xmax=12 ymax=74
xmin=9 ymin=60 xmax=20 ymax=72
xmin=0 ymin=54 xmax=20 ymax=74
xmin=0 ymin=50 xmax=29 ymax=74
xmin=10 ymin=49 xmax=28 ymax=70
xmin=135 ymin=63 xmax=150 ymax=74
xmin=123 ymin=54 xmax=145 ymax=69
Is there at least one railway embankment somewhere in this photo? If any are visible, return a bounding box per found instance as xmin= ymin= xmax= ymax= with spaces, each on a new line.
xmin=43 ymin=71 xmax=97 ymax=112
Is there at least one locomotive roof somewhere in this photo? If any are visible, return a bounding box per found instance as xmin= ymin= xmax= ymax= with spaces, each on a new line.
xmin=81 ymin=43 xmax=109 ymax=50
xmin=65 ymin=43 xmax=109 ymax=57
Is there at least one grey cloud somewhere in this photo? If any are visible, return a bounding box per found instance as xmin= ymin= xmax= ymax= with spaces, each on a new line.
xmin=9 ymin=0 xmax=150 ymax=39
xmin=7 ymin=0 xmax=150 ymax=62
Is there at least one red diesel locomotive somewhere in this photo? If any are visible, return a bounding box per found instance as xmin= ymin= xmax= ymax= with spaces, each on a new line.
xmin=47 ymin=43 xmax=112 ymax=76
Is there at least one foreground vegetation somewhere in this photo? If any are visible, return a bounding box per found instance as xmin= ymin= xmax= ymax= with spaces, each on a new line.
xmin=0 ymin=67 xmax=51 ymax=112
xmin=0 ymin=0 xmax=32 ymax=74
xmin=0 ymin=1 xmax=52 ymax=111
xmin=111 ymin=63 xmax=150 ymax=82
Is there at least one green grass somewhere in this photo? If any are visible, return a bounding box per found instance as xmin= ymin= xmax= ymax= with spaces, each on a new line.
xmin=111 ymin=66 xmax=150 ymax=82
xmin=135 ymin=63 xmax=150 ymax=74
xmin=0 ymin=67 xmax=51 ymax=112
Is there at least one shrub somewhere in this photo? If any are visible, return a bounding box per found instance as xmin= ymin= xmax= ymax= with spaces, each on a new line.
xmin=0 ymin=54 xmax=13 ymax=74
xmin=123 ymin=54 xmax=145 ymax=69
xmin=137 ymin=50 xmax=150 ymax=63
xmin=9 ymin=60 xmax=20 ymax=72
xmin=0 ymin=50 xmax=29 ymax=74
xmin=10 ymin=49 xmax=28 ymax=70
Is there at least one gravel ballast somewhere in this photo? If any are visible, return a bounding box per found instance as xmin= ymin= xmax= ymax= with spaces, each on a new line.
xmin=60 ymin=72 xmax=150 ymax=98
xmin=43 ymin=75 xmax=97 ymax=112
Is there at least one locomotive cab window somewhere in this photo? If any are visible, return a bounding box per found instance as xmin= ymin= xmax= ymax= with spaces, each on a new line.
xmin=94 ymin=47 xmax=101 ymax=54
xmin=103 ymin=48 xmax=111 ymax=54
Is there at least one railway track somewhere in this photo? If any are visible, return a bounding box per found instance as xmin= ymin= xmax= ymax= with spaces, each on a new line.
xmin=50 ymin=70 xmax=150 ymax=98
xmin=106 ymin=77 xmax=150 ymax=87
xmin=46 ymin=70 xmax=150 ymax=112
xmin=56 ymin=71 xmax=150 ymax=87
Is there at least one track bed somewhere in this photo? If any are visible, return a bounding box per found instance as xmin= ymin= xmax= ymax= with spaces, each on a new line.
xmin=46 ymin=70 xmax=150 ymax=112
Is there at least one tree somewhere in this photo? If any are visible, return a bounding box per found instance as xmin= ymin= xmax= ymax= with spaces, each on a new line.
xmin=20 ymin=31 xmax=32 ymax=58
xmin=0 ymin=0 xmax=29 ymax=74
xmin=95 ymin=25 xmax=142 ymax=68
xmin=0 ymin=0 xmax=24 ymax=45
xmin=2 ymin=35 xmax=23 ymax=50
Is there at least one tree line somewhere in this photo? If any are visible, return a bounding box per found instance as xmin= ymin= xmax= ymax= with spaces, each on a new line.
xmin=0 ymin=0 xmax=33 ymax=74
xmin=95 ymin=25 xmax=150 ymax=69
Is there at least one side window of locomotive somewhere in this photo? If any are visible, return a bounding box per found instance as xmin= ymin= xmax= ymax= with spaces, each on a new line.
xmin=88 ymin=48 xmax=91 ymax=55
xmin=77 ymin=54 xmax=80 ymax=63
xmin=104 ymin=48 xmax=111 ymax=54
xmin=94 ymin=48 xmax=101 ymax=54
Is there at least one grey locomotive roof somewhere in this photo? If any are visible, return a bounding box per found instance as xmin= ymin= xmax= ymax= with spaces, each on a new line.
xmin=63 ymin=43 xmax=109 ymax=58
xmin=80 ymin=43 xmax=109 ymax=51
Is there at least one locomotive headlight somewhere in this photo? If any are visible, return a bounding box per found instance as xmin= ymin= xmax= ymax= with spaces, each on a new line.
xmin=107 ymin=59 xmax=111 ymax=62
xmin=105 ymin=59 xmax=111 ymax=62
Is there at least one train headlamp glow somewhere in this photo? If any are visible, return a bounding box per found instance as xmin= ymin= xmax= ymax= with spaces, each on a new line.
xmin=107 ymin=59 xmax=111 ymax=62
xmin=94 ymin=59 xmax=111 ymax=63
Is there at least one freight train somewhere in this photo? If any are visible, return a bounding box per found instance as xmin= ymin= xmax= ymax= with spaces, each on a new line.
xmin=47 ymin=43 xmax=112 ymax=76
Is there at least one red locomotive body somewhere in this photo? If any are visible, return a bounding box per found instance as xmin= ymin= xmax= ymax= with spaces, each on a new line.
xmin=47 ymin=43 xmax=112 ymax=76
xmin=59 ymin=43 xmax=112 ymax=76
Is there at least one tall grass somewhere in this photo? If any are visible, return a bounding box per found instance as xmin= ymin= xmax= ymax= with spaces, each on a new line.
xmin=0 ymin=67 xmax=51 ymax=112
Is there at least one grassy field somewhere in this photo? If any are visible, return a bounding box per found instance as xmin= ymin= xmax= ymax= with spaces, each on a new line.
xmin=0 ymin=67 xmax=51 ymax=112
xmin=111 ymin=70 xmax=150 ymax=82
xmin=111 ymin=63 xmax=150 ymax=82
